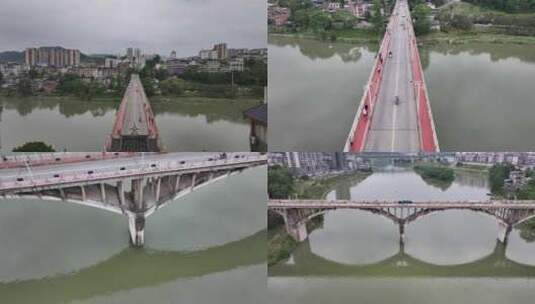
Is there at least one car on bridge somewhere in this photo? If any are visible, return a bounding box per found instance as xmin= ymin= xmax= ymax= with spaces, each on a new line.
xmin=398 ymin=200 xmax=413 ymax=204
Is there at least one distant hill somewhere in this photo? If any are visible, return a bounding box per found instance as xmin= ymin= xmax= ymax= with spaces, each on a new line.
xmin=0 ymin=50 xmax=115 ymax=65
xmin=0 ymin=51 xmax=24 ymax=63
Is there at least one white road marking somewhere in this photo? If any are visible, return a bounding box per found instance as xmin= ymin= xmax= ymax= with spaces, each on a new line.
xmin=391 ymin=13 xmax=403 ymax=152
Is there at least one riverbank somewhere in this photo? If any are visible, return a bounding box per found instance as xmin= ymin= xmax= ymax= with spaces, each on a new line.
xmin=295 ymin=170 xmax=372 ymax=199
xmin=269 ymin=29 xmax=380 ymax=44
xmin=418 ymin=31 xmax=535 ymax=46
xmin=0 ymin=93 xmax=261 ymax=106
xmin=268 ymin=226 xmax=297 ymax=266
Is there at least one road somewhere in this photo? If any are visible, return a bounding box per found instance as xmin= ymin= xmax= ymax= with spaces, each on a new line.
xmin=0 ymin=152 xmax=242 ymax=183
xmin=121 ymin=74 xmax=150 ymax=136
xmin=364 ymin=1 xmax=419 ymax=152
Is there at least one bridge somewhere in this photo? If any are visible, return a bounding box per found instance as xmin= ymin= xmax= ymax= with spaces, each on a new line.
xmin=0 ymin=152 xmax=266 ymax=246
xmin=268 ymin=199 xmax=535 ymax=243
xmin=344 ymin=0 xmax=438 ymax=152
xmin=106 ymin=74 xmax=161 ymax=152
xmin=269 ymin=238 xmax=535 ymax=278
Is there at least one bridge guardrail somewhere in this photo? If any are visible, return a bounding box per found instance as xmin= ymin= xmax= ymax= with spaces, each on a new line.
xmin=405 ymin=8 xmax=439 ymax=152
xmin=0 ymin=152 xmax=136 ymax=169
xmin=0 ymin=154 xmax=266 ymax=191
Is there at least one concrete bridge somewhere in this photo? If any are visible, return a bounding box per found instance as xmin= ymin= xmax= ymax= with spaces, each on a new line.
xmin=344 ymin=0 xmax=438 ymax=152
xmin=106 ymin=74 xmax=161 ymax=152
xmin=269 ymin=199 xmax=535 ymax=243
xmin=269 ymin=237 xmax=535 ymax=278
xmin=0 ymin=152 xmax=266 ymax=246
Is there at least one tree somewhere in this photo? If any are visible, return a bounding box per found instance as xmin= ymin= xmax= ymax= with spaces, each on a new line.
xmin=370 ymin=0 xmax=385 ymax=33
xmin=309 ymin=10 xmax=331 ymax=32
xmin=450 ymin=14 xmax=473 ymax=30
xmin=412 ymin=3 xmax=431 ymax=36
xmin=268 ymin=166 xmax=296 ymax=199
xmin=13 ymin=141 xmax=55 ymax=152
xmin=17 ymin=77 xmax=33 ymax=96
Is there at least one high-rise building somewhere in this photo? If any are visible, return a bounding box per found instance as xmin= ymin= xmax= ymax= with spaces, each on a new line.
xmin=213 ymin=43 xmax=228 ymax=60
xmin=170 ymin=50 xmax=177 ymax=59
xmin=25 ymin=47 xmax=80 ymax=67
xmin=126 ymin=48 xmax=134 ymax=61
xmin=134 ymin=48 xmax=142 ymax=61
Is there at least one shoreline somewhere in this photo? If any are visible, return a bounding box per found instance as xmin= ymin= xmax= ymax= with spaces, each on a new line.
xmin=269 ymin=31 xmax=535 ymax=46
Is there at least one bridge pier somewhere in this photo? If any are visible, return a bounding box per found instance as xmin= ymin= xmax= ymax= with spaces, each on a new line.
xmin=287 ymin=221 xmax=308 ymax=242
xmin=398 ymin=222 xmax=405 ymax=245
xmin=281 ymin=209 xmax=309 ymax=242
xmin=128 ymin=213 xmax=146 ymax=247
xmin=498 ymin=222 xmax=512 ymax=244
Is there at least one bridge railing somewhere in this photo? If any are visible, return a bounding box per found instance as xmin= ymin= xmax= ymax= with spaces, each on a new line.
xmin=405 ymin=10 xmax=439 ymax=152
xmin=343 ymin=4 xmax=398 ymax=152
xmin=0 ymin=154 xmax=266 ymax=191
xmin=0 ymin=152 xmax=136 ymax=169
xmin=268 ymin=199 xmax=535 ymax=209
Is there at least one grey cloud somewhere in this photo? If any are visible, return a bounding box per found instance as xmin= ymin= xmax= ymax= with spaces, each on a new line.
xmin=0 ymin=0 xmax=267 ymax=56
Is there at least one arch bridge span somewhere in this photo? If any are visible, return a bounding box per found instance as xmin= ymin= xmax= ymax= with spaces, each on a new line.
xmin=268 ymin=199 xmax=535 ymax=243
xmin=1 ymin=153 xmax=266 ymax=246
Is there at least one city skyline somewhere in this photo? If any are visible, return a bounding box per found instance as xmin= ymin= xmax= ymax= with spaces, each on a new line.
xmin=0 ymin=0 xmax=266 ymax=55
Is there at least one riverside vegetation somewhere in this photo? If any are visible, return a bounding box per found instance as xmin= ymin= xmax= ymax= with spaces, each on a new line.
xmin=268 ymin=0 xmax=535 ymax=46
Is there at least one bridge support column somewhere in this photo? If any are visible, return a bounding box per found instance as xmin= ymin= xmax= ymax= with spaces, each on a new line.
xmin=174 ymin=175 xmax=181 ymax=192
xmin=398 ymin=222 xmax=405 ymax=245
xmin=117 ymin=181 xmax=125 ymax=207
xmin=498 ymin=222 xmax=512 ymax=244
xmin=80 ymin=185 xmax=86 ymax=201
xmin=132 ymin=178 xmax=145 ymax=211
xmin=287 ymin=222 xmax=308 ymax=242
xmin=128 ymin=213 xmax=145 ymax=247
xmin=100 ymin=183 xmax=106 ymax=203
xmin=190 ymin=174 xmax=197 ymax=190
xmin=155 ymin=177 xmax=161 ymax=201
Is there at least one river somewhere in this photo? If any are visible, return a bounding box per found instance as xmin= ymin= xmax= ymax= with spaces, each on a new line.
xmin=0 ymin=166 xmax=267 ymax=303
xmin=268 ymin=36 xmax=535 ymax=151
xmin=0 ymin=96 xmax=255 ymax=152
xmin=269 ymin=166 xmax=535 ymax=304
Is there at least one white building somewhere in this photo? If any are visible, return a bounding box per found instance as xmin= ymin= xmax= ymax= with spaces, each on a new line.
xmin=229 ymin=58 xmax=245 ymax=72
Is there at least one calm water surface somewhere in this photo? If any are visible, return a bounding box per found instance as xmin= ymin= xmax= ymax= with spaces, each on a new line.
xmin=0 ymin=166 xmax=266 ymax=303
xmin=0 ymin=97 xmax=254 ymax=152
xmin=269 ymin=36 xmax=535 ymax=151
xmin=269 ymin=167 xmax=535 ymax=303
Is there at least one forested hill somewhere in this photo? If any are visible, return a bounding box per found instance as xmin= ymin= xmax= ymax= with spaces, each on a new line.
xmin=0 ymin=51 xmax=24 ymax=63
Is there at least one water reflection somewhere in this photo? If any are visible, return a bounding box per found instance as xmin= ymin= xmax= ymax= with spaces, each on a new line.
xmin=308 ymin=211 xmax=398 ymax=264
xmin=271 ymin=224 xmax=535 ymax=277
xmin=0 ymin=96 xmax=253 ymax=151
xmin=327 ymin=168 xmax=489 ymax=201
xmin=0 ymin=231 xmax=265 ymax=304
xmin=269 ymin=36 xmax=373 ymax=62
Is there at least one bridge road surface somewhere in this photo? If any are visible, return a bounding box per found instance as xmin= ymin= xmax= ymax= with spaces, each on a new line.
xmin=121 ymin=74 xmax=150 ymax=136
xmin=0 ymin=153 xmax=228 ymax=183
xmin=364 ymin=1 xmax=419 ymax=152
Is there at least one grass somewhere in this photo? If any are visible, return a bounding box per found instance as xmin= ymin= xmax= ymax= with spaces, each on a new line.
xmin=295 ymin=171 xmax=372 ymax=199
xmin=269 ymin=28 xmax=380 ymax=44
xmin=268 ymin=226 xmax=298 ymax=266
xmin=418 ymin=31 xmax=535 ymax=45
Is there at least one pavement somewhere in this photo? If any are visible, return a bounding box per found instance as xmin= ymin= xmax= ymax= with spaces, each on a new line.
xmin=121 ymin=74 xmax=150 ymax=136
xmin=364 ymin=1 xmax=420 ymax=152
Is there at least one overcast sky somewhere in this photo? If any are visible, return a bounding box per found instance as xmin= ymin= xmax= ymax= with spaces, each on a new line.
xmin=0 ymin=0 xmax=266 ymax=56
